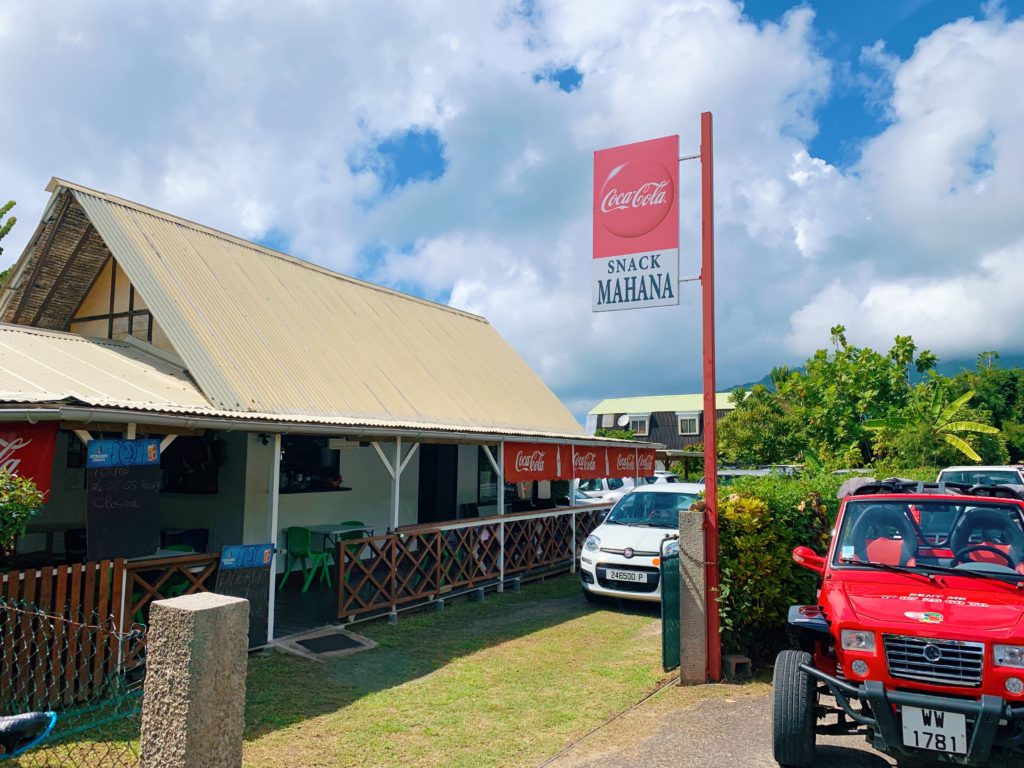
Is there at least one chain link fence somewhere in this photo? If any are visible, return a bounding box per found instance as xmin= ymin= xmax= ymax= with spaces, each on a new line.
xmin=0 ymin=597 xmax=145 ymax=767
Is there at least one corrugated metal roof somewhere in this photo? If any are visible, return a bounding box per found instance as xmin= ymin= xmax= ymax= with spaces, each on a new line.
xmin=0 ymin=324 xmax=219 ymax=413
xmin=0 ymin=323 xmax=602 ymax=440
xmin=588 ymin=393 xmax=737 ymax=415
xmin=50 ymin=178 xmax=585 ymax=437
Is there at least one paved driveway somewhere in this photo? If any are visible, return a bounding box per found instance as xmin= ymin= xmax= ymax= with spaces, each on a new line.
xmin=546 ymin=685 xmax=904 ymax=768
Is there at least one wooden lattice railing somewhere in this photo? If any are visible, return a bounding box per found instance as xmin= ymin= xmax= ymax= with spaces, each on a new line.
xmin=337 ymin=504 xmax=609 ymax=621
xmin=124 ymin=553 xmax=220 ymax=623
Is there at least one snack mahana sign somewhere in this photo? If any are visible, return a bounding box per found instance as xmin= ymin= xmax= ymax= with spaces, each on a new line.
xmin=592 ymin=135 xmax=680 ymax=312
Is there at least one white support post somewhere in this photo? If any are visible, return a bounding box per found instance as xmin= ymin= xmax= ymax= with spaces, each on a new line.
xmin=497 ymin=441 xmax=505 ymax=593
xmin=267 ymin=434 xmax=282 ymax=643
xmin=159 ymin=434 xmax=178 ymax=452
xmin=570 ymin=446 xmax=576 ymax=574
xmin=73 ymin=429 xmax=93 ymax=446
xmin=391 ymin=437 xmax=402 ymax=532
xmin=371 ymin=441 xmax=396 ymax=478
xmin=126 ymin=423 xmax=137 ymax=440
xmin=399 ymin=442 xmax=419 ymax=474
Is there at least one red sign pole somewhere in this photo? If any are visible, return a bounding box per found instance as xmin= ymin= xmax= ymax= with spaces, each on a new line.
xmin=700 ymin=111 xmax=721 ymax=682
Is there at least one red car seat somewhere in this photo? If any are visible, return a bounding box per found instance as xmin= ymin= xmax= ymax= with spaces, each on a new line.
xmin=850 ymin=505 xmax=918 ymax=567
xmin=949 ymin=507 xmax=1024 ymax=572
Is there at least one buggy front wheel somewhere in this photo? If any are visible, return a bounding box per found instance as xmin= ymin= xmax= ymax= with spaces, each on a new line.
xmin=772 ymin=649 xmax=817 ymax=767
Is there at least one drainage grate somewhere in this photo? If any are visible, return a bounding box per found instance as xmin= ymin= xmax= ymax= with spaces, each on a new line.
xmin=296 ymin=632 xmax=365 ymax=655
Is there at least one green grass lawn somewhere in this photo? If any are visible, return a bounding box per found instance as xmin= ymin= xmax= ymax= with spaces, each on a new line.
xmin=243 ymin=576 xmax=671 ymax=768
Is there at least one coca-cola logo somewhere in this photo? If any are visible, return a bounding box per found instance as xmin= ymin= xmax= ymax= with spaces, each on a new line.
xmin=515 ymin=450 xmax=546 ymax=474
xmin=598 ymin=159 xmax=674 ymax=238
xmin=573 ymin=451 xmax=597 ymax=472
xmin=637 ymin=453 xmax=655 ymax=473
xmin=615 ymin=454 xmax=635 ymax=472
xmin=0 ymin=437 xmax=31 ymax=475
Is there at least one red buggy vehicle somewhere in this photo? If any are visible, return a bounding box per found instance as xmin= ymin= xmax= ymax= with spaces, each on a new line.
xmin=774 ymin=479 xmax=1024 ymax=767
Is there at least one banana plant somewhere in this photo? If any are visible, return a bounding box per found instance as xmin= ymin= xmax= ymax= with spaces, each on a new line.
xmin=864 ymin=382 xmax=999 ymax=462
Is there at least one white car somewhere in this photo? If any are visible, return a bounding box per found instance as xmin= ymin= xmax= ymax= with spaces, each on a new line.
xmin=574 ymin=477 xmax=636 ymax=503
xmin=641 ymin=470 xmax=682 ymax=485
xmin=936 ymin=465 xmax=1024 ymax=486
xmin=579 ymin=483 xmax=704 ymax=603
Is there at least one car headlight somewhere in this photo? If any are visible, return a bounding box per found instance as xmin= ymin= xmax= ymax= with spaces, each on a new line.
xmin=584 ymin=534 xmax=601 ymax=552
xmin=662 ymin=540 xmax=680 ymax=557
xmin=995 ymin=645 xmax=1024 ymax=668
xmin=841 ymin=629 xmax=876 ymax=653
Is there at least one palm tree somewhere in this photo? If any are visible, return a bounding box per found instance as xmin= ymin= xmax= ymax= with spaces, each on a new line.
xmin=864 ymin=382 xmax=999 ymax=462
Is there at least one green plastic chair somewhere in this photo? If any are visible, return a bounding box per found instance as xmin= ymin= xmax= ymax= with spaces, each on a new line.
xmin=336 ymin=521 xmax=367 ymax=584
xmin=278 ymin=526 xmax=332 ymax=593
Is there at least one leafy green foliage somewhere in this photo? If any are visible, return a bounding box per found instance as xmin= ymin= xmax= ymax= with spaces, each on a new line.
xmin=949 ymin=354 xmax=1024 ymax=462
xmin=718 ymin=384 xmax=805 ymax=464
xmin=0 ymin=200 xmax=15 ymax=259
xmin=0 ymin=470 xmax=45 ymax=551
xmin=594 ymin=427 xmax=634 ymax=440
xmin=716 ymin=472 xmax=843 ymax=659
xmin=777 ymin=326 xmax=936 ymax=463
xmin=866 ymin=381 xmax=1005 ymax=464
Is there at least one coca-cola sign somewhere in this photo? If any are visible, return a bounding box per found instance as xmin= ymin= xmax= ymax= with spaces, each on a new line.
xmin=592 ymin=135 xmax=680 ymax=313
xmin=573 ymin=451 xmax=598 ymax=473
xmin=637 ymin=450 xmax=656 ymax=475
xmin=503 ymin=442 xmax=612 ymax=482
xmin=607 ymin=446 xmax=643 ymax=477
xmin=0 ymin=436 xmax=33 ymax=475
xmin=504 ymin=442 xmax=561 ymax=482
xmin=598 ymin=170 xmax=673 ymax=238
xmin=0 ymin=423 xmax=57 ymax=497
xmin=514 ymin=450 xmax=545 ymax=474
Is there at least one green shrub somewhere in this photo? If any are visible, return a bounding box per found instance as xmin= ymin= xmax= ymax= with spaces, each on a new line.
xmin=0 ymin=470 xmax=46 ymax=553
xmin=716 ymin=472 xmax=842 ymax=659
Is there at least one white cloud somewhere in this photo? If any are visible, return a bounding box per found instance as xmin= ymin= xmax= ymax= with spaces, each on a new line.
xmin=1 ymin=1 xmax=1022 ymax=423
xmin=786 ymin=239 xmax=1024 ymax=357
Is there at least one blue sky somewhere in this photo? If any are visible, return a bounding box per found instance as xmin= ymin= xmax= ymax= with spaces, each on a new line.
xmin=744 ymin=1 xmax=1024 ymax=166
xmin=3 ymin=0 xmax=1024 ymax=421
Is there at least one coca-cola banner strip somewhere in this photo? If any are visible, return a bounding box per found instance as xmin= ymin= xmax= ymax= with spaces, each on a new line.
xmin=607 ymin=446 xmax=638 ymax=477
xmin=0 ymin=422 xmax=58 ymax=498
xmin=570 ymin=445 xmax=606 ymax=481
xmin=637 ymin=448 xmax=656 ymax=477
xmin=504 ymin=442 xmax=563 ymax=482
xmin=592 ymin=135 xmax=680 ymax=312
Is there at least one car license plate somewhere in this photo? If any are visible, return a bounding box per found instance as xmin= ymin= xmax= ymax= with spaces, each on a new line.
xmin=901 ymin=706 xmax=967 ymax=754
xmin=606 ymin=569 xmax=647 ymax=583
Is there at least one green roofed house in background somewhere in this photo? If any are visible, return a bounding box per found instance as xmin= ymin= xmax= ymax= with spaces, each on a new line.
xmin=587 ymin=393 xmax=736 ymax=450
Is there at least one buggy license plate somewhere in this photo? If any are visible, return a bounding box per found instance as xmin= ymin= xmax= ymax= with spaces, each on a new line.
xmin=605 ymin=569 xmax=647 ymax=583
xmin=901 ymin=706 xmax=967 ymax=754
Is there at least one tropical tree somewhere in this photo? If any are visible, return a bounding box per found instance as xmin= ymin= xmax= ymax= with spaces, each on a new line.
xmin=865 ymin=381 xmax=1001 ymax=463
xmin=778 ymin=326 xmax=936 ymax=463
xmin=718 ymin=385 xmax=805 ymax=464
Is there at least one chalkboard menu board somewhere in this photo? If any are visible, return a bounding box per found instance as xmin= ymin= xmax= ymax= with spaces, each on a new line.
xmin=86 ymin=465 xmax=162 ymax=560
xmin=215 ymin=544 xmax=273 ymax=648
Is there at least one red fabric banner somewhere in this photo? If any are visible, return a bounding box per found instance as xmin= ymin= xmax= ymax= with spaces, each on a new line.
xmin=569 ymin=445 xmax=606 ymax=480
xmin=503 ymin=442 xmax=563 ymax=482
xmin=0 ymin=422 xmax=58 ymax=498
xmin=502 ymin=442 xmax=649 ymax=482
xmin=637 ymin=448 xmax=656 ymax=476
xmin=607 ymin=446 xmax=638 ymax=476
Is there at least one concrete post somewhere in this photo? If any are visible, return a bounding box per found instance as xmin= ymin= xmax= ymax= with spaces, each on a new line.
xmin=140 ymin=593 xmax=250 ymax=768
xmin=678 ymin=509 xmax=708 ymax=685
